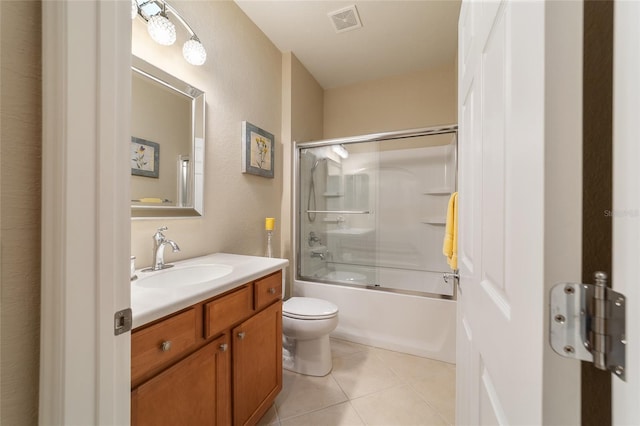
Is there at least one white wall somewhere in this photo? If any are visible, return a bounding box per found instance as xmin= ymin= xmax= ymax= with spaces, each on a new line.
xmin=131 ymin=1 xmax=283 ymax=267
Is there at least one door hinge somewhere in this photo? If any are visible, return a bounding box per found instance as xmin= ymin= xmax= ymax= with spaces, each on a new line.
xmin=549 ymin=271 xmax=626 ymax=381
xmin=114 ymin=308 xmax=132 ymax=336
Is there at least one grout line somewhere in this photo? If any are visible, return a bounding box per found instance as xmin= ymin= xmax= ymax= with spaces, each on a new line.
xmin=277 ymin=400 xmax=352 ymax=423
xmin=330 ymin=353 xmax=404 ymax=400
xmin=406 ymin=379 xmax=455 ymax=426
xmin=347 ymin=399 xmax=368 ymax=425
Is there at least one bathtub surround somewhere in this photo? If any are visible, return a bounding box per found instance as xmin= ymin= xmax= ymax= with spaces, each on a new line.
xmin=293 ymin=126 xmax=458 ymax=362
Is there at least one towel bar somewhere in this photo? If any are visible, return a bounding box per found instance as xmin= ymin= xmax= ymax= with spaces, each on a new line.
xmin=305 ymin=210 xmax=370 ymax=214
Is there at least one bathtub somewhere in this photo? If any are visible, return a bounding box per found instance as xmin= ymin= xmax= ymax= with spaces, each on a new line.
xmin=293 ymin=277 xmax=456 ymax=364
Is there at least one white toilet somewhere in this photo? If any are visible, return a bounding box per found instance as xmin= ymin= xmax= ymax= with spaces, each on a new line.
xmin=282 ymin=297 xmax=339 ymax=377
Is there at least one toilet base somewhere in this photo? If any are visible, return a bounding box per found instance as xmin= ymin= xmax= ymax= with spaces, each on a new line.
xmin=283 ymin=333 xmax=332 ymax=376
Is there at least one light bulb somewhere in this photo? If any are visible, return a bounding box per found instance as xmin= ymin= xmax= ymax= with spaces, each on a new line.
xmin=147 ymin=14 xmax=176 ymax=46
xmin=183 ymin=38 xmax=207 ymax=66
xmin=131 ymin=0 xmax=137 ymax=19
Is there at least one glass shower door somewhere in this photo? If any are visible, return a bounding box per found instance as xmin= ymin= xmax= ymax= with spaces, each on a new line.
xmin=297 ymin=130 xmax=457 ymax=298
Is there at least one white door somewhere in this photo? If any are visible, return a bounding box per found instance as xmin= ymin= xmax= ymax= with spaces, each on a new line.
xmin=456 ymin=1 xmax=583 ymax=424
xmin=40 ymin=1 xmax=132 ymax=424
xmin=612 ymin=0 xmax=640 ymax=423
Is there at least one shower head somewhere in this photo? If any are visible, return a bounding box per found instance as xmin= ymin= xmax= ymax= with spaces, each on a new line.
xmin=311 ymin=157 xmax=327 ymax=173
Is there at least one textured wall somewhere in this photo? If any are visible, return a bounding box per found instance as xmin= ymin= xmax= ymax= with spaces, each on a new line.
xmin=131 ymin=1 xmax=283 ymax=267
xmin=0 ymin=1 xmax=42 ymax=424
xmin=323 ymin=62 xmax=457 ymax=139
xmin=281 ymin=52 xmax=324 ymax=296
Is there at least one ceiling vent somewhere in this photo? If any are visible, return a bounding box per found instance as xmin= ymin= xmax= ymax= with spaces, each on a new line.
xmin=328 ymin=5 xmax=362 ymax=34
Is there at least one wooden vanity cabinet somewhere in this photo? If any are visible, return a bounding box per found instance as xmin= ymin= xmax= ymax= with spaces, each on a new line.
xmin=131 ymin=334 xmax=230 ymax=426
xmin=131 ymin=270 xmax=283 ymax=426
xmin=233 ymin=301 xmax=282 ymax=425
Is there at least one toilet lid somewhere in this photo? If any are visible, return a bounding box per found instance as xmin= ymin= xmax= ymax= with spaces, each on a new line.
xmin=283 ymin=297 xmax=338 ymax=320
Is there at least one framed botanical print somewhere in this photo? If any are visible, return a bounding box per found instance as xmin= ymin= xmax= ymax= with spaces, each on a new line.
xmin=131 ymin=137 xmax=160 ymax=178
xmin=241 ymin=121 xmax=274 ymax=178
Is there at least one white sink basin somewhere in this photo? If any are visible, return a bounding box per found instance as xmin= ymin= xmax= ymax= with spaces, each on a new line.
xmin=135 ymin=264 xmax=233 ymax=289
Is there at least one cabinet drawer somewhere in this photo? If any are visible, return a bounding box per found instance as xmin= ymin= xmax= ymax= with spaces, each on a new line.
xmin=205 ymin=285 xmax=253 ymax=339
xmin=254 ymin=271 xmax=282 ymax=311
xmin=132 ymin=308 xmax=198 ymax=383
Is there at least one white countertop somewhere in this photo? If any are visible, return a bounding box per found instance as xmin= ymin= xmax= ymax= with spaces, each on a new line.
xmin=131 ymin=253 xmax=289 ymax=329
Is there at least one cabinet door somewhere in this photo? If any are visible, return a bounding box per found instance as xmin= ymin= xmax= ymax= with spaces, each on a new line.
xmin=132 ymin=335 xmax=231 ymax=426
xmin=233 ymin=301 xmax=282 ymax=426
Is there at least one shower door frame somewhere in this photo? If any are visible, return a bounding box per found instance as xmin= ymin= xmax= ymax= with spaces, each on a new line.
xmin=293 ymin=124 xmax=458 ymax=300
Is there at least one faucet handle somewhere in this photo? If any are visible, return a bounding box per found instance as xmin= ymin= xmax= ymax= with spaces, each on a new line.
xmin=157 ymin=226 xmax=168 ymax=232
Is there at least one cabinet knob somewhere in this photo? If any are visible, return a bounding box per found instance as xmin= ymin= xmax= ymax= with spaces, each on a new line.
xmin=160 ymin=341 xmax=172 ymax=352
xmin=237 ymin=332 xmax=246 ymax=340
xmin=219 ymin=343 xmax=228 ymax=352
xmin=268 ymin=287 xmax=276 ymax=295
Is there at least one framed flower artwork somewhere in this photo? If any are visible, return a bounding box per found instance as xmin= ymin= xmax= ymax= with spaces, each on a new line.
xmin=130 ymin=137 xmax=160 ymax=178
xmin=241 ymin=121 xmax=274 ymax=178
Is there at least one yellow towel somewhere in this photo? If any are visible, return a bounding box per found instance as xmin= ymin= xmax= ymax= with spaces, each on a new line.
xmin=442 ymin=192 xmax=458 ymax=270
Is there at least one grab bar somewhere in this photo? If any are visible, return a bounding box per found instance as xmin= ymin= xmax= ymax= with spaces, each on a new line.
xmin=305 ymin=210 xmax=371 ymax=214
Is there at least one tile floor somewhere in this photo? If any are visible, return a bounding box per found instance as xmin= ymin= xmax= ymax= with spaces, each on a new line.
xmin=258 ymin=338 xmax=456 ymax=426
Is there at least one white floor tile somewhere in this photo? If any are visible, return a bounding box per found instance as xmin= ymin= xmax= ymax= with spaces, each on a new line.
xmin=372 ymin=347 xmax=454 ymax=383
xmin=331 ymin=351 xmax=402 ymax=399
xmin=256 ymin=404 xmax=280 ymax=426
xmin=351 ymin=385 xmax=449 ymax=426
xmin=330 ymin=338 xmax=371 ymax=359
xmin=280 ymin=402 xmax=365 ymax=426
xmin=276 ymin=370 xmax=348 ymax=420
xmin=262 ymin=339 xmax=456 ymax=426
xmin=409 ymin=365 xmax=456 ymax=425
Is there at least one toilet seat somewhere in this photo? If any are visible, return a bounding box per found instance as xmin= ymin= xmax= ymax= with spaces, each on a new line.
xmin=283 ymin=297 xmax=338 ymax=320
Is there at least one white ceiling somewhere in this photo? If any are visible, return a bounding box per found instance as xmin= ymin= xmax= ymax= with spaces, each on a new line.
xmin=235 ymin=1 xmax=461 ymax=89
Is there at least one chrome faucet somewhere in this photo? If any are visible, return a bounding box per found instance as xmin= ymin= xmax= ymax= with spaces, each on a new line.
xmin=151 ymin=226 xmax=180 ymax=271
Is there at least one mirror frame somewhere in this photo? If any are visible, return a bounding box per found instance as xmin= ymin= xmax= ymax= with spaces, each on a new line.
xmin=131 ymin=55 xmax=205 ymax=218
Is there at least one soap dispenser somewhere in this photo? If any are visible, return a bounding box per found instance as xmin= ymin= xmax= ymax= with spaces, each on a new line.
xmin=265 ymin=217 xmax=275 ymax=258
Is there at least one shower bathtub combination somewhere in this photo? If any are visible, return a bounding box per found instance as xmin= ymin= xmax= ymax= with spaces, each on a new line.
xmin=293 ymin=125 xmax=458 ymax=363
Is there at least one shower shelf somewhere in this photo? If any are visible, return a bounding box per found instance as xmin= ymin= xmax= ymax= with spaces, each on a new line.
xmin=420 ymin=217 xmax=446 ymax=225
xmin=423 ymin=187 xmax=453 ymax=195
xmin=306 ymin=210 xmax=371 ymax=215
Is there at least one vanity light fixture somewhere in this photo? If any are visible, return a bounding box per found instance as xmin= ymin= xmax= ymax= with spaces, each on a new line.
xmin=133 ymin=0 xmax=207 ymax=66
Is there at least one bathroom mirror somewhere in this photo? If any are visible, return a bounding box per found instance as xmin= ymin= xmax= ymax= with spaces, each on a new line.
xmin=130 ymin=56 xmax=205 ymax=218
